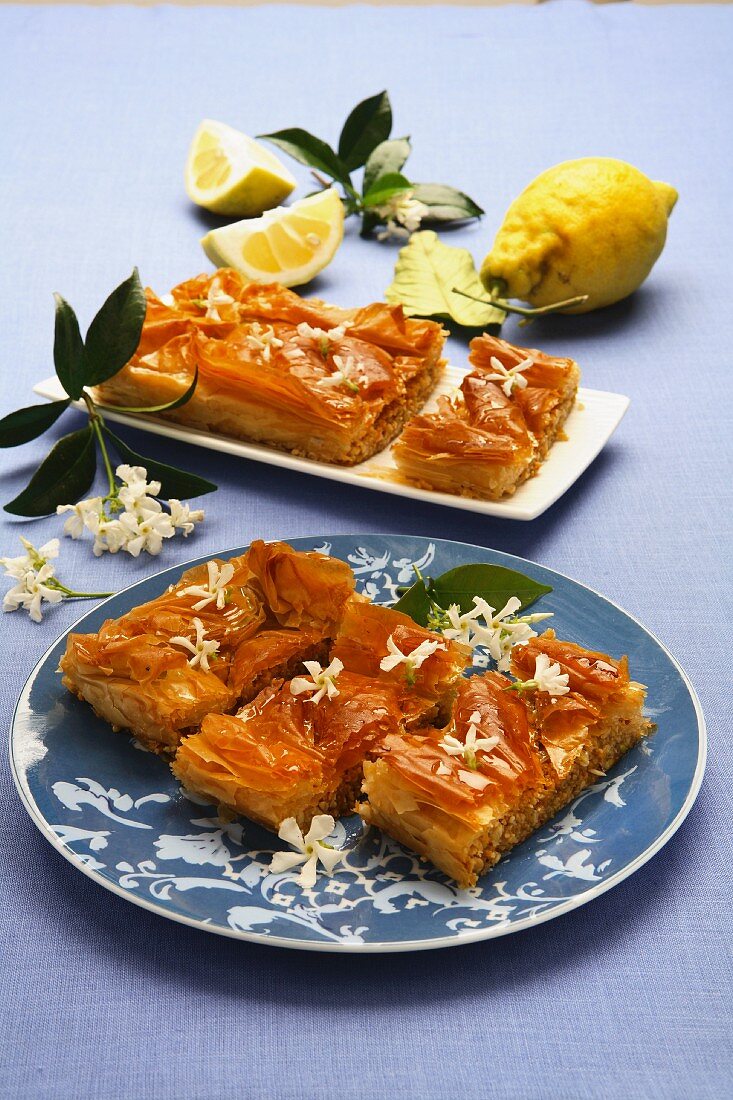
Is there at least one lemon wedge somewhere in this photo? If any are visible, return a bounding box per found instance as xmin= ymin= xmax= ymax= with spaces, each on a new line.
xmin=185 ymin=119 xmax=296 ymax=217
xmin=201 ymin=188 xmax=345 ymax=287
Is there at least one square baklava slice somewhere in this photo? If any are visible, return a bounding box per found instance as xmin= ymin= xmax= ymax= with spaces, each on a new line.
xmin=172 ymin=672 xmax=403 ymax=831
xmin=360 ymin=633 xmax=650 ymax=887
xmin=392 ymin=334 xmax=579 ymax=500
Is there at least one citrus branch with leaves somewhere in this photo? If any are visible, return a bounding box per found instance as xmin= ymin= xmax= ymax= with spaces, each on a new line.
xmin=258 ymin=90 xmax=484 ymax=240
xmin=0 ymin=269 xmax=216 ymax=518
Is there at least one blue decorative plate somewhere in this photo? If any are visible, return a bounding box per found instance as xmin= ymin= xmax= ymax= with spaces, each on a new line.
xmin=10 ymin=535 xmax=705 ymax=953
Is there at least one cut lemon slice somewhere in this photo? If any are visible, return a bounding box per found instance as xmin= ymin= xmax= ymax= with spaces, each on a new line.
xmin=185 ymin=119 xmax=296 ymax=217
xmin=201 ymin=188 xmax=345 ymax=287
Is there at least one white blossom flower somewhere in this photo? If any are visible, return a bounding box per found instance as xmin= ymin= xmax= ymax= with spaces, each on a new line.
xmin=87 ymin=515 xmax=127 ymax=557
xmin=0 ymin=548 xmax=34 ymax=580
xmin=168 ymin=499 xmax=204 ymax=537
xmin=270 ymin=815 xmax=346 ymax=888
xmin=290 ymin=657 xmax=344 ymax=703
xmin=375 ymin=190 xmax=430 ymax=241
xmin=57 ymin=498 xmax=104 ymax=540
xmin=244 ymin=322 xmax=284 ymax=363
xmin=2 ymin=536 xmax=110 ymax=623
xmin=3 ymin=562 xmax=63 ymax=623
xmin=204 ymin=282 xmax=235 ymax=322
xmin=483 ymin=355 xmax=533 ymax=398
xmin=296 ymin=322 xmax=347 ymax=356
xmin=439 ymin=710 xmax=500 ymax=770
xmin=379 ymin=634 xmax=445 ymax=681
xmin=177 ymin=561 xmax=235 ymax=611
xmin=170 ymin=617 xmax=220 ymax=671
xmin=1 ymin=536 xmax=59 ymax=578
xmin=442 ymin=595 xmax=552 ymax=672
xmin=512 ymin=653 xmax=570 ymax=698
xmin=316 ymin=354 xmax=363 ymax=394
xmin=117 ymin=509 xmax=175 ymax=557
xmin=116 ymin=464 xmax=162 ymax=510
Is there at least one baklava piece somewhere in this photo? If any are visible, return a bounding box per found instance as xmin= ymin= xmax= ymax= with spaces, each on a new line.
xmin=93 ymin=271 xmax=446 ymax=466
xmin=360 ymin=632 xmax=650 ymax=887
xmin=392 ymin=334 xmax=579 ymax=500
xmin=60 ymin=540 xmax=354 ymax=753
xmin=468 ymin=334 xmax=580 ymax=461
xmin=172 ymin=672 xmax=403 ymax=830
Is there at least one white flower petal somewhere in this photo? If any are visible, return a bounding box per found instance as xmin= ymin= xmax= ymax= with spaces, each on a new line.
xmin=315 ymin=843 xmax=345 ymax=876
xmin=278 ymin=817 xmax=305 ymax=851
xmin=296 ymin=852 xmax=319 ymax=889
xmin=270 ymin=851 xmax=306 ymax=875
xmin=304 ymin=814 xmax=337 ymax=845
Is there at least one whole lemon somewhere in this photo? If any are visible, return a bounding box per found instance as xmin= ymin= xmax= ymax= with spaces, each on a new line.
xmin=480 ymin=158 xmax=678 ymax=313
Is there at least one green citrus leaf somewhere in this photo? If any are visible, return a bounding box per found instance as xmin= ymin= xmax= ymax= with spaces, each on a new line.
xmin=411 ymin=183 xmax=484 ymax=223
xmin=362 ymin=172 xmax=412 ymax=209
xmin=257 ymin=128 xmax=351 ymax=186
xmin=103 ymin=425 xmax=217 ymax=499
xmin=4 ymin=426 xmax=96 ymax=516
xmin=363 ymin=137 xmax=411 ymax=195
xmin=84 ymin=268 xmax=146 ymax=387
xmin=53 ymin=294 xmax=86 ymax=399
xmin=338 ymin=91 xmax=392 ymax=172
xmin=431 ymin=565 xmax=552 ymax=615
xmin=391 ymin=577 xmax=433 ymax=625
xmin=0 ymin=399 xmax=71 ymax=448
xmin=385 ymin=230 xmax=506 ymax=329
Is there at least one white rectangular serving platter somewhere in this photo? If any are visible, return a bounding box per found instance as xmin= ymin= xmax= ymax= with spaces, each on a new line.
xmin=34 ymin=368 xmax=629 ymax=521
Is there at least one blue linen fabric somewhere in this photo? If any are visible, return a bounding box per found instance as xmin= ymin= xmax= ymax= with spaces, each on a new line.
xmin=0 ymin=3 xmax=731 ymax=1098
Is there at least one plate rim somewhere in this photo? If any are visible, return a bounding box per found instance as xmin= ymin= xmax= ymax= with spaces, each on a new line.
xmin=33 ymin=376 xmax=630 ymax=521
xmin=9 ymin=533 xmax=707 ymax=954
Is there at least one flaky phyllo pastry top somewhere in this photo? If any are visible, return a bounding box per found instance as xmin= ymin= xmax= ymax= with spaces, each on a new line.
xmin=93 ymin=270 xmax=447 ymax=466
xmin=60 ymin=540 xmax=357 ymax=749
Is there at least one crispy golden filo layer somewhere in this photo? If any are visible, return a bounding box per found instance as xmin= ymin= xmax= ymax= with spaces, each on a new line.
xmin=172 ymin=672 xmax=403 ymax=830
xmin=361 ymin=635 xmax=650 ymax=887
xmin=331 ymin=600 xmax=470 ymax=727
xmin=93 ymin=271 xmax=446 ymax=466
xmin=60 ymin=541 xmax=355 ymax=751
xmin=392 ymin=333 xmax=580 ymax=500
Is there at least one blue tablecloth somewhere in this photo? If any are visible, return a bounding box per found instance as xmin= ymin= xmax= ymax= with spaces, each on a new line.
xmin=1 ymin=4 xmax=731 ymax=1098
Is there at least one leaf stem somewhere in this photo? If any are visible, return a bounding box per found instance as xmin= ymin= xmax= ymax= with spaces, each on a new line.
xmin=47 ymin=579 xmax=114 ymax=599
xmin=83 ymin=393 xmax=117 ymax=498
xmin=452 ymin=287 xmax=589 ymax=317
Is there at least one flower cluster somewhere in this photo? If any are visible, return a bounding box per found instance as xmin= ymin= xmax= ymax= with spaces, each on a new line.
xmin=270 ymin=815 xmax=347 ymax=888
xmin=375 ymin=190 xmax=430 ymax=241
xmin=57 ymin=465 xmax=204 ymax=557
xmin=290 ymin=658 xmax=344 ymax=704
xmin=1 ymin=537 xmax=111 ymax=623
xmin=441 ymin=596 xmax=552 ymax=672
xmin=483 ymin=355 xmax=533 ymax=398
